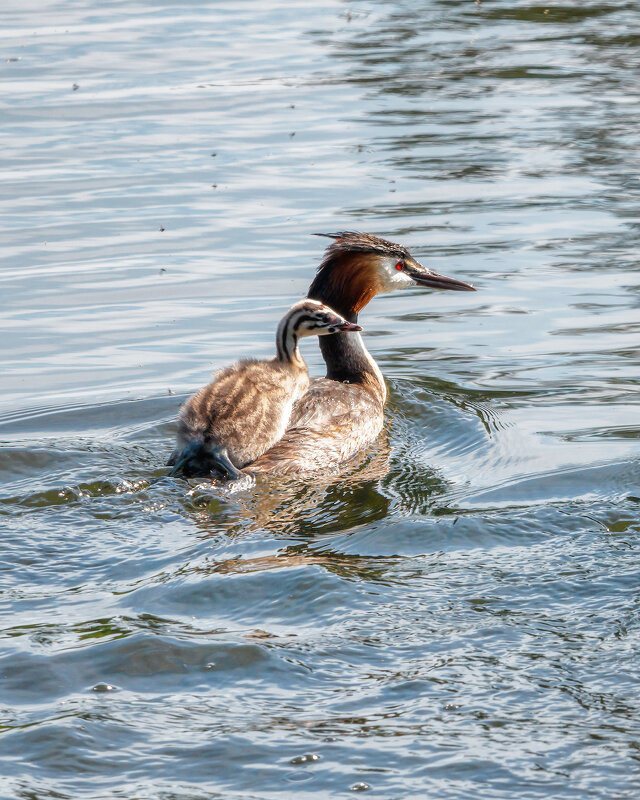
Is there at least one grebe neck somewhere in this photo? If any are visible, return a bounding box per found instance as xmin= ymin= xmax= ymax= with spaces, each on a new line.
xmin=315 ymin=330 xmax=386 ymax=401
xmin=275 ymin=318 xmax=305 ymax=370
xmin=308 ymin=257 xmax=384 ymax=396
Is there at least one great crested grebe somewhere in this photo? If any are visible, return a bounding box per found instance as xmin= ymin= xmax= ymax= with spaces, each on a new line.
xmin=249 ymin=231 xmax=475 ymax=475
xmin=168 ymin=299 xmax=361 ymax=484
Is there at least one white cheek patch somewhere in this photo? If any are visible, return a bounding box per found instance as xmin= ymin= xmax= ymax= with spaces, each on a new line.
xmin=376 ymin=256 xmax=416 ymax=293
xmin=389 ymin=270 xmax=415 ymax=288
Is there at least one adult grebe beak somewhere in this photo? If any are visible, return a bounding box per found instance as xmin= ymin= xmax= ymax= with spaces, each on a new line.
xmin=338 ymin=321 xmax=363 ymax=332
xmin=405 ymin=257 xmax=476 ymax=291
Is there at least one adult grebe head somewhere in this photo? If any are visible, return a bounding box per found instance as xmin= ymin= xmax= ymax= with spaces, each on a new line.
xmin=307 ymin=231 xmax=475 ymax=320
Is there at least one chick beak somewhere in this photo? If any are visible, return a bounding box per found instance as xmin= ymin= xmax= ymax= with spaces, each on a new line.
xmin=338 ymin=321 xmax=363 ymax=332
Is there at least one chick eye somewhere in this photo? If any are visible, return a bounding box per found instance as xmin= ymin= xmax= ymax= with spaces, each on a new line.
xmin=395 ymin=261 xmax=404 ymax=271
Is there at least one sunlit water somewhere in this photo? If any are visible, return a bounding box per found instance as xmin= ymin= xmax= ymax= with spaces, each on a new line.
xmin=1 ymin=1 xmax=640 ymax=798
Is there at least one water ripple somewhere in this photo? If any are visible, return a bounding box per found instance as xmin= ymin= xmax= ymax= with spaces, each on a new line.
xmin=2 ymin=1 xmax=640 ymax=798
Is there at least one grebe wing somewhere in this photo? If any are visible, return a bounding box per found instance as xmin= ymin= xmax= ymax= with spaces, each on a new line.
xmin=249 ymin=378 xmax=384 ymax=475
xmin=287 ymin=376 xmax=362 ymax=428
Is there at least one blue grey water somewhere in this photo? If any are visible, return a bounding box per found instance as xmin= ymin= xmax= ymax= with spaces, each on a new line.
xmin=1 ymin=1 xmax=639 ymax=797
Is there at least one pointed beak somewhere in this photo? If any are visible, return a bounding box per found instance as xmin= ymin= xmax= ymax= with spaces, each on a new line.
xmin=338 ymin=321 xmax=363 ymax=332
xmin=405 ymin=258 xmax=476 ymax=291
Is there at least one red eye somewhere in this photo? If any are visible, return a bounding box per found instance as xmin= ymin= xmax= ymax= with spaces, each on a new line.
xmin=395 ymin=261 xmax=404 ymax=271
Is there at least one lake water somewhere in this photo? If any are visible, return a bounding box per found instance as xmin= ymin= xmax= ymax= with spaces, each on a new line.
xmin=1 ymin=1 xmax=639 ymax=798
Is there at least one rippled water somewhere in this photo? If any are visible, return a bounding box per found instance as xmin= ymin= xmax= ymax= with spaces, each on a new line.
xmin=2 ymin=1 xmax=640 ymax=798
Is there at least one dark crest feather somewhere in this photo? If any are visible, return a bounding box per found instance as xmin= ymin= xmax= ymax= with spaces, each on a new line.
xmin=312 ymin=231 xmax=410 ymax=269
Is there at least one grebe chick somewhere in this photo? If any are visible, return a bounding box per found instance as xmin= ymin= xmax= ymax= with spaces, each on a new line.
xmin=167 ymin=299 xmax=361 ymax=485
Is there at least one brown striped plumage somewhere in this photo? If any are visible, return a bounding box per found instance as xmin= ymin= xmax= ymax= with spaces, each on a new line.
xmin=167 ymin=299 xmax=361 ymax=480
xmin=174 ymin=358 xmax=308 ymax=470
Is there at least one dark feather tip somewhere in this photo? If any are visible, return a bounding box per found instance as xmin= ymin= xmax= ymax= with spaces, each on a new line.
xmin=313 ymin=231 xmax=357 ymax=240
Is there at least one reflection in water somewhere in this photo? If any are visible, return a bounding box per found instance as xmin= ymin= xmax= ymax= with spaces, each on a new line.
xmin=188 ymin=433 xmax=393 ymax=536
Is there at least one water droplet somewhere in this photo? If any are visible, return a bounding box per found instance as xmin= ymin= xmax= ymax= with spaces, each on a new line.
xmin=92 ymin=683 xmax=115 ymax=693
xmin=290 ymin=753 xmax=321 ymax=765
xmin=350 ymin=783 xmax=370 ymax=792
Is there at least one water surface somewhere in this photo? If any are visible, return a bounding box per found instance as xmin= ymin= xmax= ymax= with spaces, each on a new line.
xmin=1 ymin=1 xmax=640 ymax=798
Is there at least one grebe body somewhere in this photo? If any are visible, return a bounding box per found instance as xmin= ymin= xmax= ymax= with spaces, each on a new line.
xmin=168 ymin=299 xmax=361 ymax=482
xmin=250 ymin=232 xmax=475 ymax=475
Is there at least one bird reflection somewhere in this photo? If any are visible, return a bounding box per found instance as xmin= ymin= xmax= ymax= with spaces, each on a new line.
xmin=186 ymin=431 xmax=393 ymax=541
